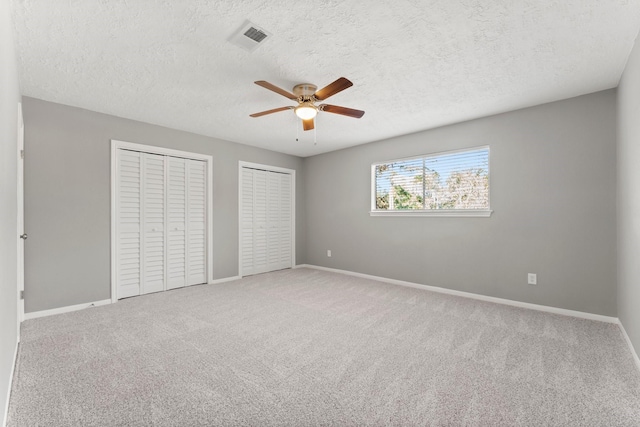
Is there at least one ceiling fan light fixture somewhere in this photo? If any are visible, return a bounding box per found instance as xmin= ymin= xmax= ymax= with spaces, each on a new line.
xmin=295 ymin=103 xmax=318 ymax=120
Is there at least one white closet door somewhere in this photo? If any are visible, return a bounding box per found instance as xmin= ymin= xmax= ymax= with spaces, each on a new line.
xmin=278 ymin=173 xmax=293 ymax=270
xmin=117 ymin=150 xmax=142 ymax=298
xmin=187 ymin=159 xmax=207 ymax=285
xmin=142 ymin=153 xmax=165 ymax=294
xmin=241 ymin=167 xmax=292 ymax=276
xmin=267 ymin=172 xmax=282 ymax=271
xmin=167 ymin=157 xmax=187 ymax=290
xmin=253 ymin=169 xmax=269 ymax=275
xmin=241 ymin=167 xmax=255 ymax=275
xmin=115 ymin=145 xmax=210 ymax=300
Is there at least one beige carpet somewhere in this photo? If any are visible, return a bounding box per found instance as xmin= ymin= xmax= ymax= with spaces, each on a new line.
xmin=7 ymin=268 xmax=640 ymax=426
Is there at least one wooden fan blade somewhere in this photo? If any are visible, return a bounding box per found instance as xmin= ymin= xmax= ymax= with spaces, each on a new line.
xmin=302 ymin=118 xmax=315 ymax=131
xmin=250 ymin=106 xmax=294 ymax=117
xmin=319 ymin=104 xmax=365 ymax=118
xmin=314 ymin=77 xmax=353 ymax=101
xmin=254 ymin=81 xmax=297 ymax=100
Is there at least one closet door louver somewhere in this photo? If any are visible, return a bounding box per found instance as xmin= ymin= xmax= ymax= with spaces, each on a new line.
xmin=117 ymin=150 xmax=142 ymax=298
xmin=167 ymin=157 xmax=187 ymax=290
xmin=187 ymin=160 xmax=207 ymax=285
xmin=142 ymin=153 xmax=165 ymax=294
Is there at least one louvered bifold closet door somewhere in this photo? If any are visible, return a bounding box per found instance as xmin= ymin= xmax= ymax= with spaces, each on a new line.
xmin=267 ymin=172 xmax=282 ymax=272
xmin=117 ymin=150 xmax=142 ymax=298
xmin=116 ymin=149 xmax=209 ymax=299
xmin=241 ymin=167 xmax=292 ymax=276
xmin=278 ymin=173 xmax=292 ymax=270
xmin=253 ymin=170 xmax=269 ymax=275
xmin=241 ymin=168 xmax=255 ymax=275
xmin=167 ymin=157 xmax=187 ymax=290
xmin=142 ymin=153 xmax=166 ymax=294
xmin=187 ymin=160 xmax=207 ymax=285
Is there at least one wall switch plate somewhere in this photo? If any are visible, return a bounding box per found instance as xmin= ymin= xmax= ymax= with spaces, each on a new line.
xmin=327 ymin=250 xmax=331 ymax=257
xmin=528 ymin=273 xmax=537 ymax=285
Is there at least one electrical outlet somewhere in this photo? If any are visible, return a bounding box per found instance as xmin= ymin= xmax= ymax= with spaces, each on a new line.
xmin=528 ymin=273 xmax=537 ymax=285
xmin=327 ymin=250 xmax=332 ymax=257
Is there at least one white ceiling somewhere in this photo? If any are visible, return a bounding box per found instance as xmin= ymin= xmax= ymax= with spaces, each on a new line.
xmin=11 ymin=0 xmax=640 ymax=157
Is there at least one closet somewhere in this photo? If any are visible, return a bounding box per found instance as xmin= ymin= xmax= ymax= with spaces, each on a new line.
xmin=240 ymin=164 xmax=294 ymax=276
xmin=114 ymin=147 xmax=208 ymax=299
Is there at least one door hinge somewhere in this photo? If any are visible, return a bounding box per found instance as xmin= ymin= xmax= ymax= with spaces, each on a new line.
xmin=20 ymin=290 xmax=24 ymax=300
xmin=20 ymin=150 xmax=24 ymax=159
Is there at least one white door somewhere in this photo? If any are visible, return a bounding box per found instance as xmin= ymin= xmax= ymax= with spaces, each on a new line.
xmin=240 ymin=166 xmax=293 ymax=276
xmin=141 ymin=153 xmax=165 ymax=294
xmin=166 ymin=157 xmax=187 ymax=290
xmin=253 ymin=169 xmax=268 ymax=275
xmin=240 ymin=167 xmax=255 ymax=275
xmin=116 ymin=150 xmax=143 ymax=298
xmin=17 ymin=103 xmax=25 ymax=333
xmin=267 ymin=172 xmax=282 ymax=272
xmin=277 ymin=172 xmax=293 ymax=270
xmin=187 ymin=159 xmax=207 ymax=285
xmin=115 ymin=149 xmax=208 ymax=299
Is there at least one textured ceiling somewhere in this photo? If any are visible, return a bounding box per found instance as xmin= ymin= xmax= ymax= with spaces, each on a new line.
xmin=11 ymin=0 xmax=640 ymax=157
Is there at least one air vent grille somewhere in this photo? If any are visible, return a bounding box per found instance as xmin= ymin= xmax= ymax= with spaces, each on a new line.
xmin=229 ymin=20 xmax=272 ymax=52
xmin=244 ymin=27 xmax=268 ymax=43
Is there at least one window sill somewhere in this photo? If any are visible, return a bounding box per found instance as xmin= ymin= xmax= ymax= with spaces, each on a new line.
xmin=369 ymin=209 xmax=493 ymax=217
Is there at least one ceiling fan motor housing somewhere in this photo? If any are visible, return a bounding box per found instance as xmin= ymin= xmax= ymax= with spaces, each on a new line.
xmin=293 ymin=83 xmax=317 ymax=99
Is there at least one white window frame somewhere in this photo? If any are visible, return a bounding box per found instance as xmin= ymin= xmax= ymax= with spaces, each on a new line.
xmin=370 ymin=146 xmax=492 ymax=217
xmin=110 ymin=139 xmax=214 ymax=302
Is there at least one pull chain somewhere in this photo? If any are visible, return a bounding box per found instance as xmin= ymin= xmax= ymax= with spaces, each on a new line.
xmin=294 ymin=116 xmax=318 ymax=145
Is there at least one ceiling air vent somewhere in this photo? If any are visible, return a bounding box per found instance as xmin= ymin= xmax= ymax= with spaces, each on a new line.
xmin=244 ymin=27 xmax=268 ymax=43
xmin=229 ymin=20 xmax=272 ymax=52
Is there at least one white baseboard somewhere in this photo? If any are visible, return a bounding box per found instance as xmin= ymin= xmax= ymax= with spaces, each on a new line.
xmin=210 ymin=276 xmax=241 ymax=285
xmin=24 ymin=299 xmax=112 ymax=321
xmin=618 ymin=320 xmax=640 ymax=373
xmin=3 ymin=339 xmax=18 ymax=427
xmin=26 ymin=278 xmax=241 ymax=321
xmin=295 ymin=264 xmax=619 ymax=324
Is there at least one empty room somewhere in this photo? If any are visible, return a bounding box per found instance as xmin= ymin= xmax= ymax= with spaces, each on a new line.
xmin=2 ymin=0 xmax=640 ymax=425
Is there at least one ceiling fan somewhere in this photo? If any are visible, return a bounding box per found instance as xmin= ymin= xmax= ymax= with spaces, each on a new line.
xmin=250 ymin=77 xmax=365 ymax=131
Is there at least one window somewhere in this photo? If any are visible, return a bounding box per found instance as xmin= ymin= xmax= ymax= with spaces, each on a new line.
xmin=371 ymin=146 xmax=491 ymax=217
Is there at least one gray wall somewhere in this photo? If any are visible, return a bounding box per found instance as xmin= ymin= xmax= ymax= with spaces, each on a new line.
xmin=0 ymin=0 xmax=20 ymax=421
xmin=304 ymin=90 xmax=617 ymax=316
xmin=23 ymin=97 xmax=306 ymax=313
xmin=617 ymin=34 xmax=640 ymax=357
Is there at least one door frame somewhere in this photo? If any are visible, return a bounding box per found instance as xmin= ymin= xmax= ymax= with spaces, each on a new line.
xmin=110 ymin=140 xmax=214 ymax=302
xmin=238 ymin=161 xmax=296 ymax=277
xmin=16 ymin=102 xmax=24 ymax=336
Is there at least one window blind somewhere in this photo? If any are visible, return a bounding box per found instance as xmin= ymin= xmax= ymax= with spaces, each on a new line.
xmin=373 ymin=147 xmax=489 ymax=211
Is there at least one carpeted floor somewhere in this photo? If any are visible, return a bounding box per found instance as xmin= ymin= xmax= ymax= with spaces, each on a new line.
xmin=7 ymin=268 xmax=640 ymax=426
